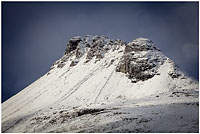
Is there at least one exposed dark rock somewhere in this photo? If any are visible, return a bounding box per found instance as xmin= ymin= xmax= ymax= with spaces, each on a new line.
xmin=76 ymin=108 xmax=106 ymax=117
xmin=70 ymin=60 xmax=78 ymax=67
xmin=64 ymin=37 xmax=82 ymax=55
xmin=69 ymin=61 xmax=76 ymax=67
xmin=168 ymin=61 xmax=181 ymax=79
xmin=96 ymin=53 xmax=103 ymax=59
xmin=57 ymin=63 xmax=65 ymax=68
xmin=50 ymin=36 xmax=127 ymax=69
xmin=171 ymin=91 xmax=195 ymax=97
xmin=116 ymin=38 xmax=163 ymax=82
xmin=169 ymin=71 xmax=181 ymax=79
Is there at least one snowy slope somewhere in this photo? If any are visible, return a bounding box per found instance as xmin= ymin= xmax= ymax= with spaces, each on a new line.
xmin=2 ymin=35 xmax=199 ymax=132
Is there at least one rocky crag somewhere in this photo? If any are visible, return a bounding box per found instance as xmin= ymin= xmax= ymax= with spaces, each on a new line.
xmin=2 ymin=35 xmax=198 ymax=133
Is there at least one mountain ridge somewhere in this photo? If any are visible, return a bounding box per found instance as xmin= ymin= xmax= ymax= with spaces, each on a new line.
xmin=2 ymin=35 xmax=199 ymax=133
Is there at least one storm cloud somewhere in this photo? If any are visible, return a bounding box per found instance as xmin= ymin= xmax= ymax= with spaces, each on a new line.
xmin=2 ymin=2 xmax=199 ymax=102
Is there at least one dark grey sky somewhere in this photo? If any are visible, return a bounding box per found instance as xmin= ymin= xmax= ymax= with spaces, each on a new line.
xmin=2 ymin=2 xmax=199 ymax=102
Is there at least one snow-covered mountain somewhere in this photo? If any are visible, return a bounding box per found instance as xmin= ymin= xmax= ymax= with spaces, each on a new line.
xmin=2 ymin=35 xmax=199 ymax=132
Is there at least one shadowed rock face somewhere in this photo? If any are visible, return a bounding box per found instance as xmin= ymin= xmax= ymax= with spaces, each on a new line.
xmin=52 ymin=36 xmax=179 ymax=82
xmin=64 ymin=37 xmax=82 ymax=55
xmin=116 ymin=38 xmax=165 ymax=82
xmin=167 ymin=59 xmax=182 ymax=79
xmin=54 ymin=35 xmax=127 ymax=68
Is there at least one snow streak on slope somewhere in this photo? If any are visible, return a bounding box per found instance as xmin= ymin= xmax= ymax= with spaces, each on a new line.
xmin=2 ymin=35 xmax=199 ymax=132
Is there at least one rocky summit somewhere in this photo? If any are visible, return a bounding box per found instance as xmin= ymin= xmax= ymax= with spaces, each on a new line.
xmin=2 ymin=35 xmax=199 ymax=133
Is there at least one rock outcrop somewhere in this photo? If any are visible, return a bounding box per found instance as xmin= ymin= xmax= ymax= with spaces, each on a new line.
xmin=51 ymin=36 xmax=183 ymax=83
xmin=52 ymin=35 xmax=126 ymax=68
xmin=116 ymin=38 xmax=166 ymax=82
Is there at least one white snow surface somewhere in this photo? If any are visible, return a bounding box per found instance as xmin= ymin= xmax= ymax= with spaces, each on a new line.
xmin=2 ymin=36 xmax=199 ymax=133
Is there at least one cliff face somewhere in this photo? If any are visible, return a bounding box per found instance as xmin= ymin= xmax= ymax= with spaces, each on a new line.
xmin=2 ymin=35 xmax=199 ymax=133
xmin=51 ymin=36 xmax=182 ymax=83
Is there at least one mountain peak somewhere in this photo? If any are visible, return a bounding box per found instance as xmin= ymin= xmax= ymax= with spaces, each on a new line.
xmin=127 ymin=38 xmax=160 ymax=52
xmin=64 ymin=36 xmax=160 ymax=57
xmin=51 ymin=36 xmax=180 ymax=83
xmin=2 ymin=35 xmax=198 ymax=133
xmin=64 ymin=35 xmax=126 ymax=55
